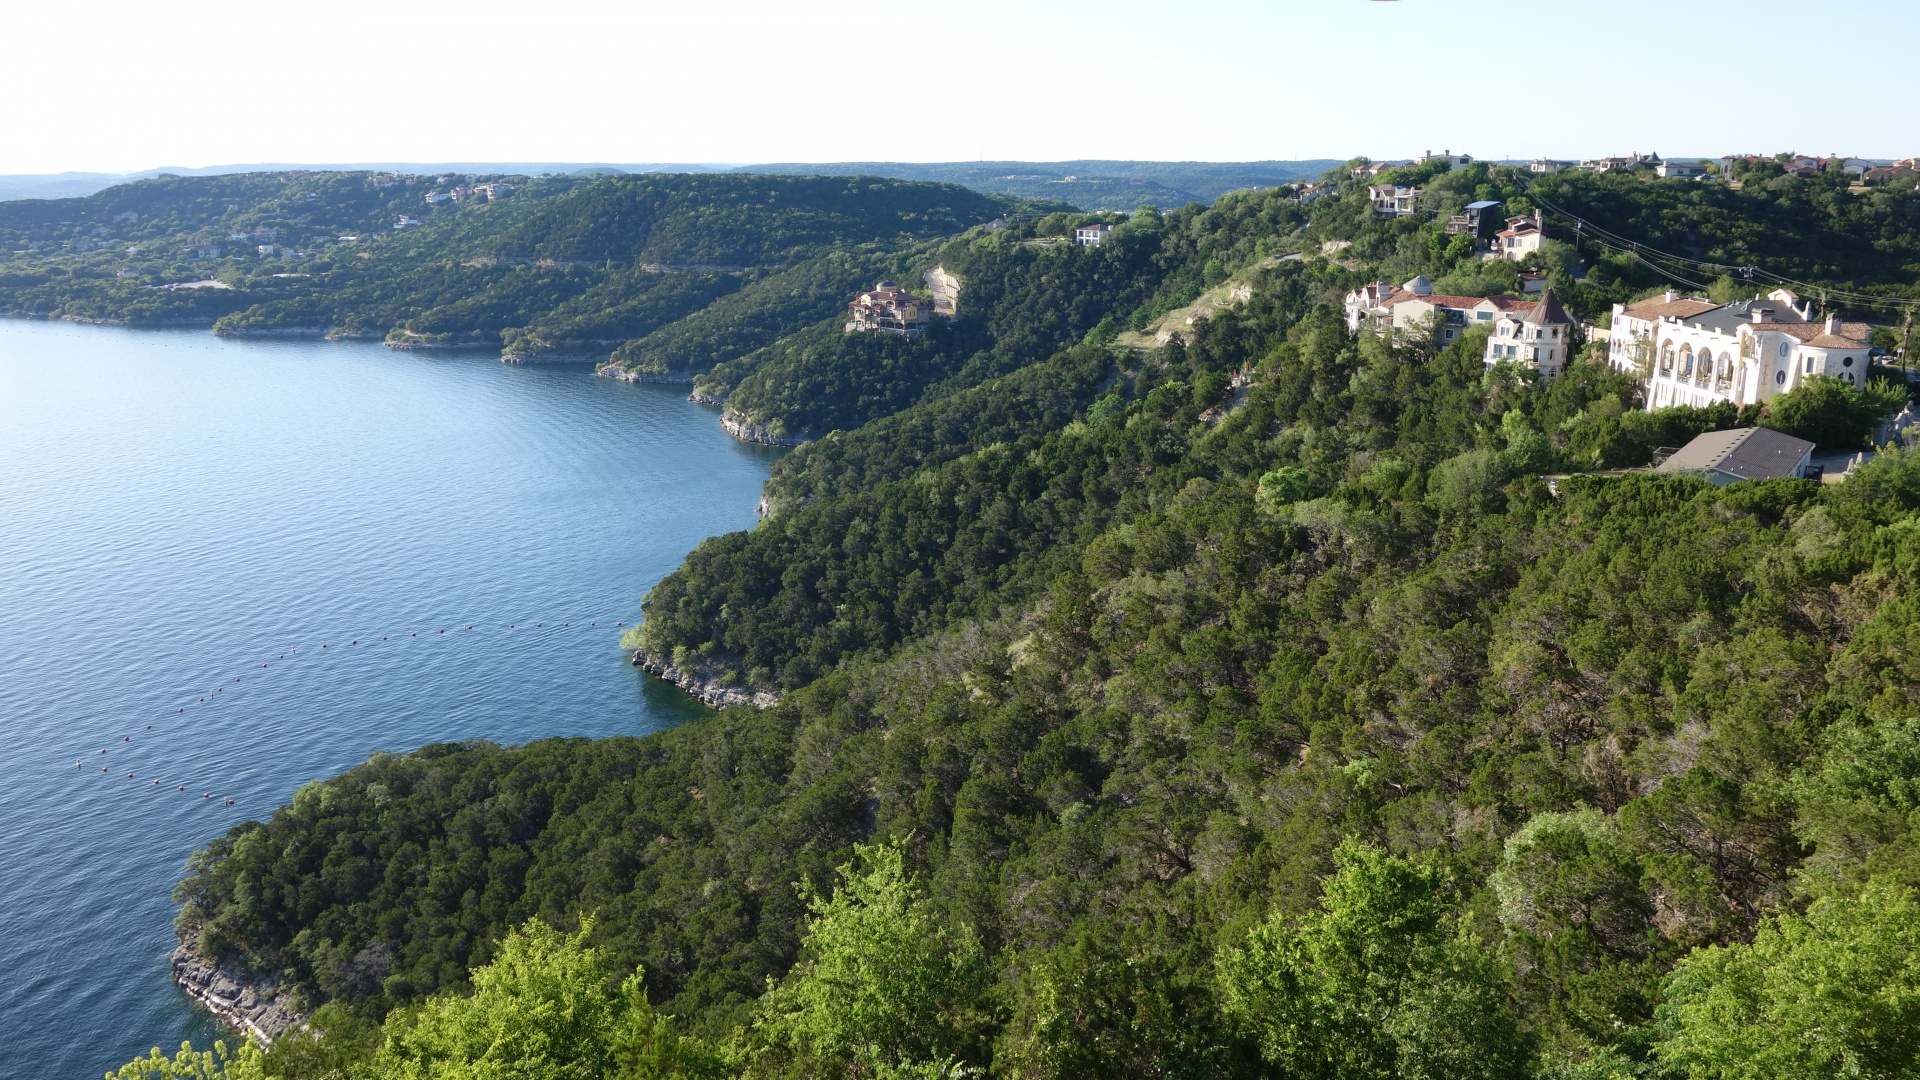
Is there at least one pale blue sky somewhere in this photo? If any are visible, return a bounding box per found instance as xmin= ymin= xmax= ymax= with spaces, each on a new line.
xmin=3 ymin=0 xmax=1914 ymax=172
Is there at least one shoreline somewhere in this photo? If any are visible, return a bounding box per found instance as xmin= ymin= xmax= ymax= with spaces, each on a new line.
xmin=629 ymin=649 xmax=778 ymax=710
xmin=170 ymin=936 xmax=306 ymax=1045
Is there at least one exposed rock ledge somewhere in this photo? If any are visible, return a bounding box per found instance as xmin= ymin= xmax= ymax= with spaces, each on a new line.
xmin=688 ymin=388 xmax=726 ymax=407
xmin=630 ymin=650 xmax=777 ymax=710
xmin=171 ymin=938 xmax=306 ymax=1045
xmin=720 ymin=409 xmax=809 ymax=447
xmin=501 ymin=351 xmax=602 ymax=366
xmin=597 ymin=362 xmax=695 ymax=385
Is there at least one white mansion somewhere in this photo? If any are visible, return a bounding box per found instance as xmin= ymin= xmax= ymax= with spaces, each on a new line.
xmin=1604 ymin=288 xmax=1873 ymax=409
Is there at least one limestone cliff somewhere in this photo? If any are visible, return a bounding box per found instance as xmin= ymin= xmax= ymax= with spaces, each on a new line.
xmin=170 ymin=938 xmax=305 ymax=1044
xmin=630 ymin=649 xmax=778 ymax=710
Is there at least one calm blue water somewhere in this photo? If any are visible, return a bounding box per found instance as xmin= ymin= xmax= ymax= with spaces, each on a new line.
xmin=0 ymin=321 xmax=776 ymax=1080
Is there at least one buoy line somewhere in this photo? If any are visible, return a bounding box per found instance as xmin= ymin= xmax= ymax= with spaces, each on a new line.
xmin=67 ymin=614 xmax=633 ymax=807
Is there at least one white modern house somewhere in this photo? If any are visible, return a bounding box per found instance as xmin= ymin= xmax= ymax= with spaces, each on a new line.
xmin=1073 ymin=222 xmax=1112 ymax=247
xmin=1656 ymin=160 xmax=1708 ymax=178
xmin=1605 ymin=289 xmax=1873 ymax=410
xmin=1483 ymin=289 xmax=1574 ymax=378
xmin=1368 ymin=185 xmax=1422 ymax=217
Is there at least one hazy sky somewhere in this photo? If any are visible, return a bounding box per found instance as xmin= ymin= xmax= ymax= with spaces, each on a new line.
xmin=4 ymin=0 xmax=1915 ymax=173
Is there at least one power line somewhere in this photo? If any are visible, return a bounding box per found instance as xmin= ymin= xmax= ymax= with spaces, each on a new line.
xmin=1510 ymin=173 xmax=1920 ymax=315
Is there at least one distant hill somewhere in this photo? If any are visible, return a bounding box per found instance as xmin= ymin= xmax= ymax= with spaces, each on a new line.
xmin=0 ymin=170 xmax=1011 ymax=358
xmin=0 ymin=160 xmax=1337 ymax=208
xmin=741 ymin=160 xmax=1343 ymax=208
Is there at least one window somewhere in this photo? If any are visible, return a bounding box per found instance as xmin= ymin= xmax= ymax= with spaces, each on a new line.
xmin=1806 ymin=356 xmax=1815 ymax=374
xmin=1775 ymin=369 xmax=1786 ymax=385
xmin=1779 ymin=341 xmax=1790 ymax=358
xmin=1843 ymin=355 xmax=1855 ymax=367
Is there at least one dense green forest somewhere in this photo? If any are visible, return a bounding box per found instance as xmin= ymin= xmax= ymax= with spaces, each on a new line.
xmin=117 ymin=158 xmax=1920 ymax=1079
xmin=0 ymin=171 xmax=1013 ymax=359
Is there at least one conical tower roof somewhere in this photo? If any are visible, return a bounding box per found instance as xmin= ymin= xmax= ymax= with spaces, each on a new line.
xmin=1524 ymin=287 xmax=1569 ymax=325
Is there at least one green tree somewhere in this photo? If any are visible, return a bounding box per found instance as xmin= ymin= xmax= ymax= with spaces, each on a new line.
xmin=1657 ymin=881 xmax=1920 ymax=1080
xmin=108 ymin=1041 xmax=263 ymax=1080
xmin=1761 ymin=374 xmax=1904 ymax=449
xmin=744 ymin=840 xmax=990 ymax=1079
xmin=1256 ymin=466 xmax=1312 ymax=512
xmin=1490 ymin=811 xmax=1661 ymax=1048
xmin=377 ymin=917 xmax=717 ymax=1080
xmin=1217 ymin=841 xmax=1531 ymax=1080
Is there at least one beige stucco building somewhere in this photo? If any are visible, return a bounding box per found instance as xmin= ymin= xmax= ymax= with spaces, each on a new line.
xmin=1605 ymin=289 xmax=1873 ymax=410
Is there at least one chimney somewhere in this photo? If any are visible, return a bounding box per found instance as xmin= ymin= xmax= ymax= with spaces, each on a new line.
xmin=1665 ymin=289 xmax=1677 ymax=303
xmin=1826 ymin=314 xmax=1843 ymax=335
xmin=1751 ymin=307 xmax=1770 ymax=324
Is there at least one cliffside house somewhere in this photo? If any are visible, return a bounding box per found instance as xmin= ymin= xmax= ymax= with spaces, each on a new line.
xmin=424 ymin=191 xmax=454 ymax=205
xmin=1604 ymin=288 xmax=1873 ymax=410
xmin=1496 ymin=211 xmax=1546 ymax=260
xmin=1483 ymin=288 xmax=1574 ymax=379
xmin=1074 ymin=222 xmax=1113 ymax=247
xmin=1343 ymin=275 xmax=1534 ymax=347
xmin=1446 ymin=200 xmax=1504 ymax=245
xmin=846 ymin=281 xmax=931 ymax=338
xmin=1656 ymin=427 xmax=1816 ymax=484
xmin=1369 ymin=184 xmax=1422 ymax=218
xmin=923 ymin=265 xmax=961 ymax=318
xmin=1351 ymin=161 xmax=1397 ymax=180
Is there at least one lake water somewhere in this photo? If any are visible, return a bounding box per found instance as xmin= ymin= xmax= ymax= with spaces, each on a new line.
xmin=0 ymin=321 xmax=777 ymax=1080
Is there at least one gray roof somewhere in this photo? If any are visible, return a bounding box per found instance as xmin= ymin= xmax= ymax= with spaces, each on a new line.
xmin=1657 ymin=427 xmax=1815 ymax=481
xmin=1464 ymin=200 xmax=1502 ymax=210
xmin=1672 ymin=297 xmax=1810 ymax=336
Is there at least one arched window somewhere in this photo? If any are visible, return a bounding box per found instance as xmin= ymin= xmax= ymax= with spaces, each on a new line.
xmin=1719 ymin=354 xmax=1733 ymax=381
xmin=1681 ymin=347 xmax=1694 ymax=376
xmin=1660 ymin=342 xmax=1676 ymax=372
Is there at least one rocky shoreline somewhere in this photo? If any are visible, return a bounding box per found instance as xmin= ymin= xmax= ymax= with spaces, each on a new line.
xmin=719 ymin=409 xmax=809 ymax=447
xmin=630 ymin=649 xmax=777 ymax=710
xmin=170 ymin=938 xmax=306 ymax=1045
xmin=597 ymin=362 xmax=695 ymax=385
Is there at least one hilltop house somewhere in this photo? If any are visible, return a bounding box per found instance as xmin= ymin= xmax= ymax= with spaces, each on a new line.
xmin=1351 ymin=162 xmax=1396 ymax=180
xmin=1483 ymin=288 xmax=1574 ymax=379
xmin=1656 ymin=160 xmax=1707 ymax=178
xmin=1531 ymin=159 xmax=1573 ymax=174
xmin=846 ymin=281 xmax=931 ymax=338
xmin=1344 ymin=276 xmax=1534 ymax=346
xmin=1074 ymin=222 xmax=1112 ymax=247
xmin=1604 ymin=288 xmax=1873 ymax=410
xmin=1369 ymin=184 xmax=1422 ymax=217
xmin=1420 ymin=150 xmax=1474 ymax=171
xmin=1580 ymin=152 xmax=1662 ymax=173
xmin=1496 ymin=211 xmax=1546 ymax=260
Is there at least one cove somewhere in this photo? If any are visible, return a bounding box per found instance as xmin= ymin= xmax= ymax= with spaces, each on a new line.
xmin=0 ymin=321 xmax=777 ymax=1080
